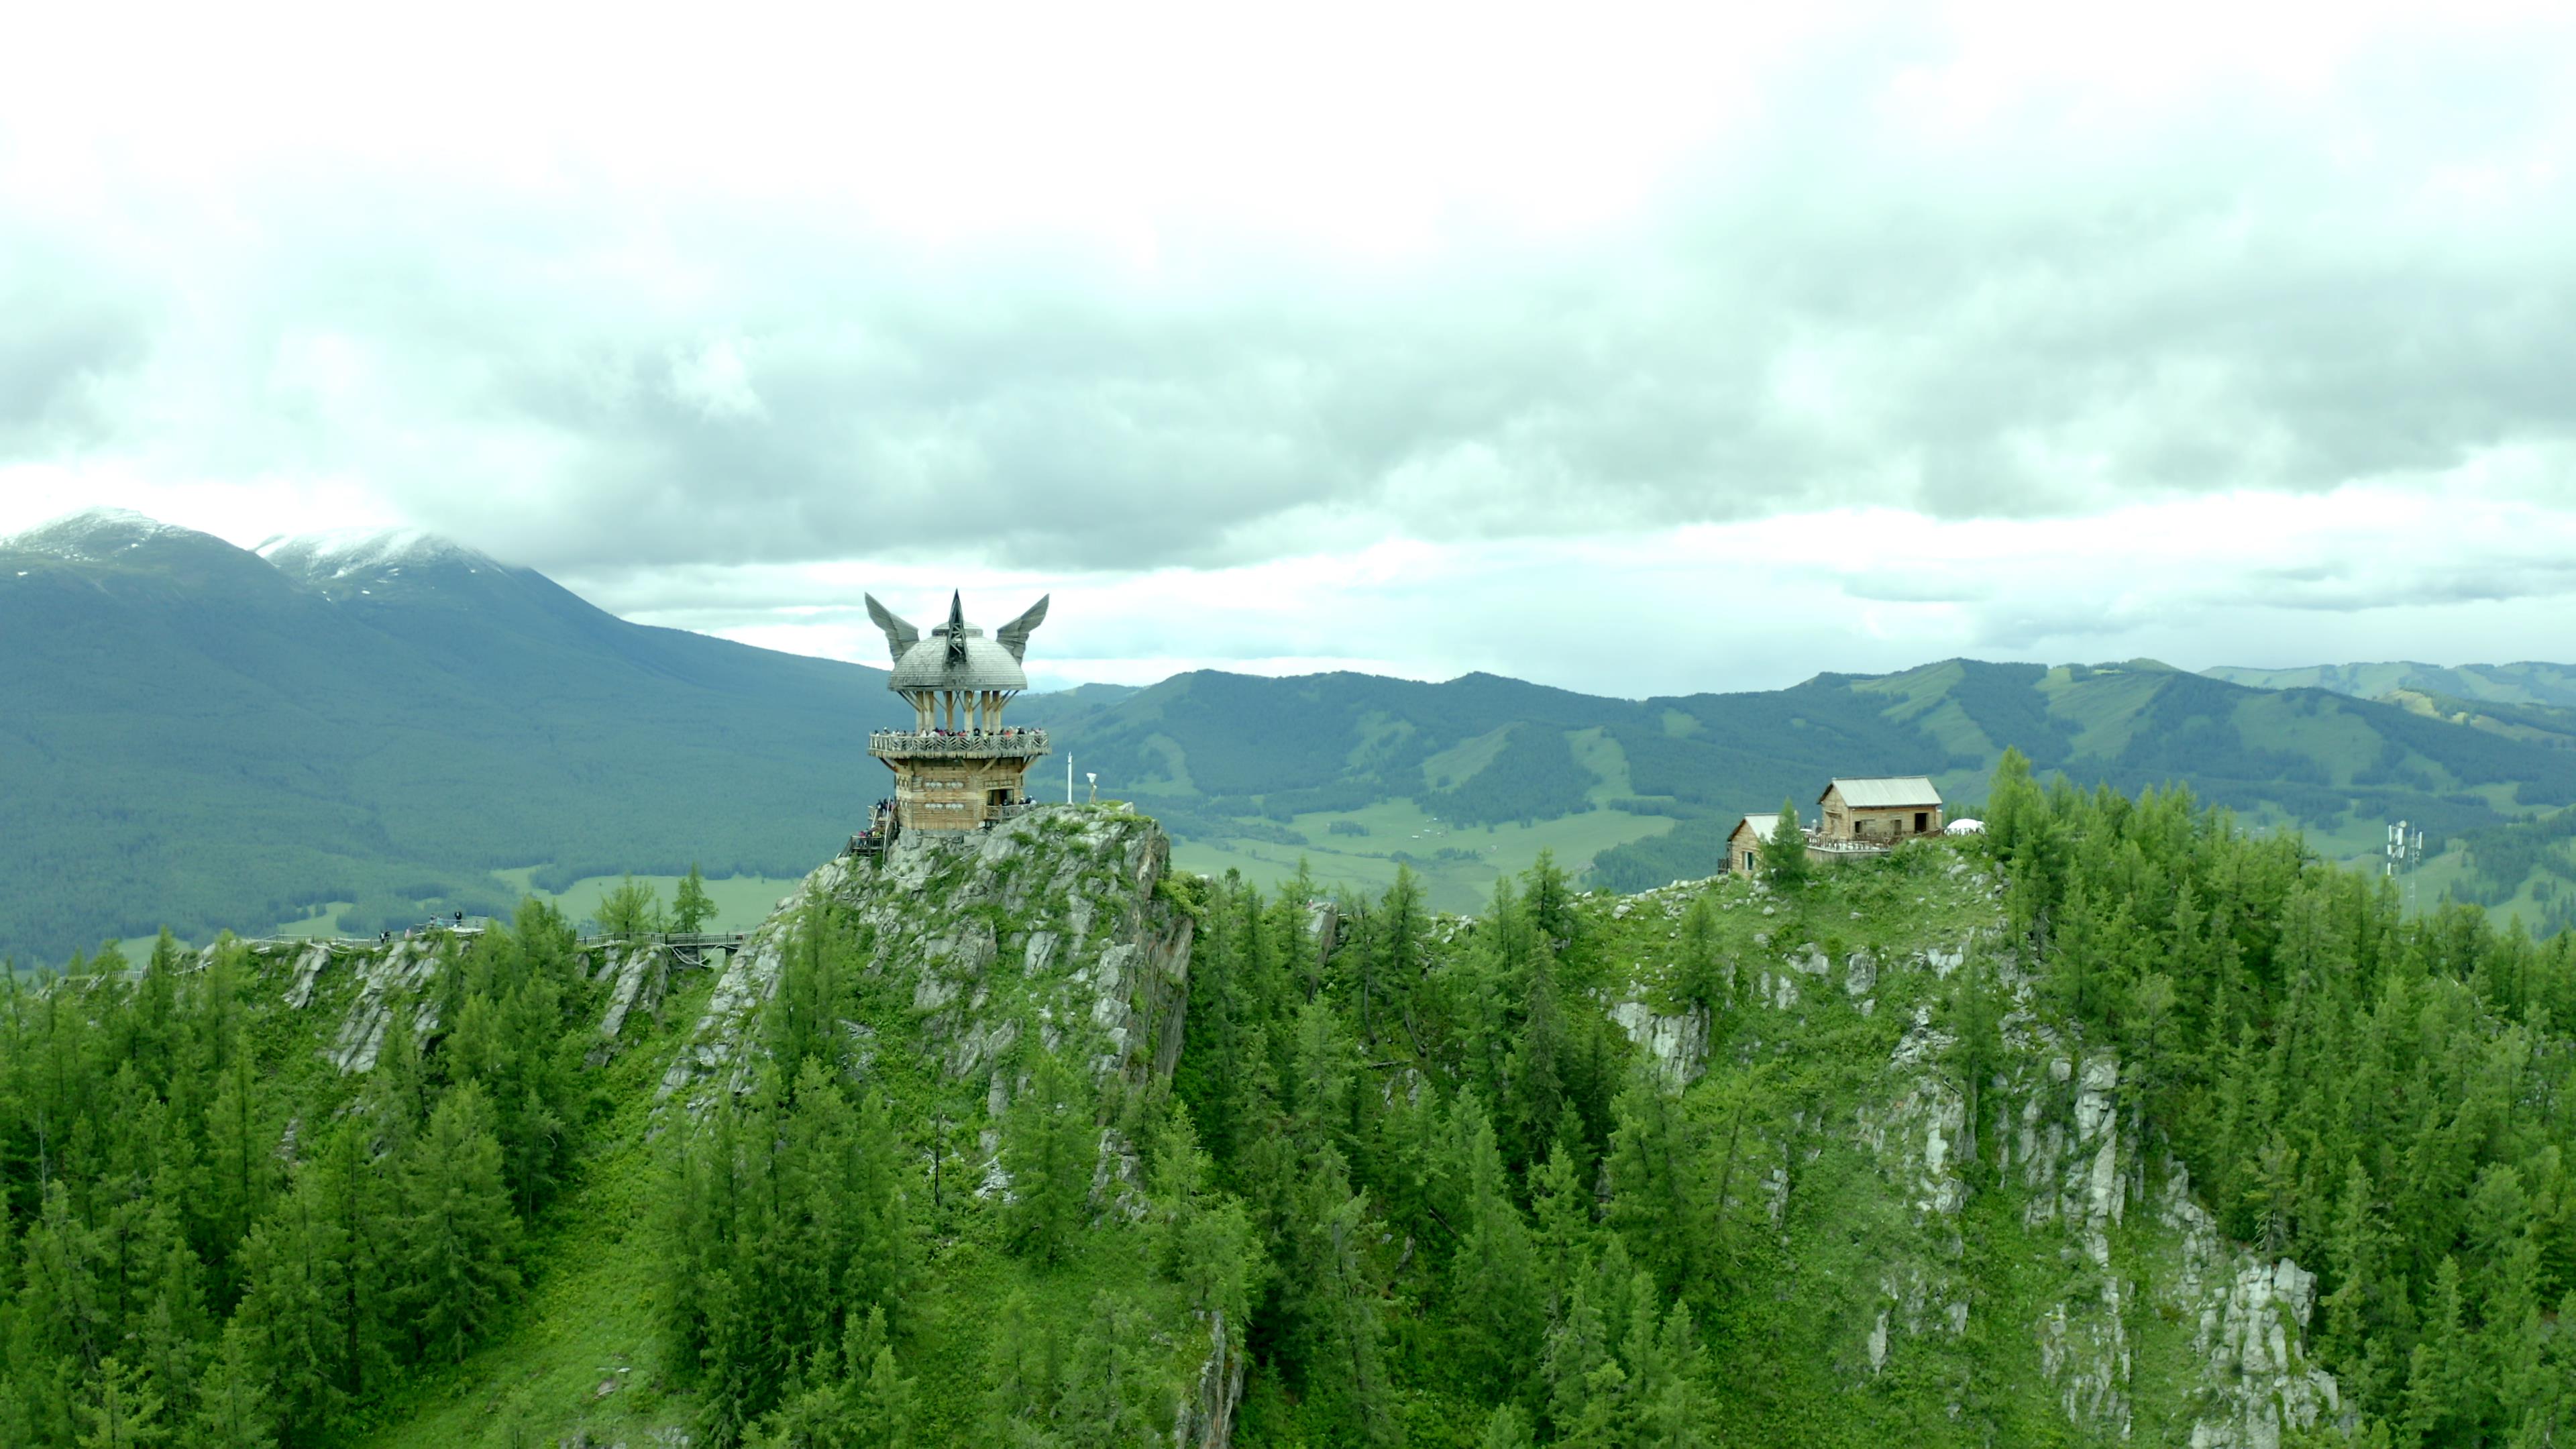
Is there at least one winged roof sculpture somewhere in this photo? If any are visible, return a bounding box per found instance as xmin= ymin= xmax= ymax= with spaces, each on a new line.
xmin=862 ymin=592 xmax=1051 ymax=692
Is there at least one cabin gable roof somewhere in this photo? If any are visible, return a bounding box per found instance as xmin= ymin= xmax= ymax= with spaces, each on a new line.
xmin=1731 ymin=812 xmax=1786 ymax=841
xmin=1819 ymin=775 xmax=1943 ymax=810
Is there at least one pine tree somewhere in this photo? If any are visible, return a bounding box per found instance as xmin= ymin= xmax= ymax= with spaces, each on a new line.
xmin=1524 ymin=850 xmax=1576 ymax=947
xmin=1542 ymin=1275 xmax=1623 ymax=1447
xmin=594 ymin=873 xmax=664 ymax=936
xmin=1005 ymin=1049 xmax=1095 ymax=1265
xmin=1362 ymin=865 xmax=1428 ymax=1051
xmin=1477 ymin=1403 xmax=1534 ymax=1449
xmin=1611 ymin=1071 xmax=1708 ymax=1293
xmin=1762 ymin=798 xmax=1809 ymax=892
xmin=362 ymin=1002 xmax=431 ymax=1155
xmin=1147 ymin=1110 xmax=1263 ymax=1336
xmin=1448 ymin=1093 xmax=1542 ymax=1393
xmin=981 ymin=1289 xmax=1054 ymax=1438
xmin=674 ymin=863 xmax=717 ymax=933
xmin=312 ymin=1119 xmax=392 ymax=1404
xmin=444 ymin=973 xmax=579 ymax=1218
xmin=397 ymin=1082 xmax=522 ymax=1362
xmin=188 ymin=1322 xmax=275 ymax=1449
xmin=1509 ymin=953 xmax=1568 ymax=1168
xmin=1676 ymin=893 xmax=1726 ymax=1019
xmin=1173 ymin=881 xmax=1252 ymax=1170
xmin=853 ymin=1336 xmax=914 ymax=1449
xmin=1528 ymin=1140 xmax=1595 ymax=1323
xmin=75 ymin=1355 xmax=165 ymax=1449
xmin=1635 ymin=1303 xmax=1711 ymax=1449
xmin=2319 ymin=1159 xmax=2401 ymax=1411
xmin=231 ymin=1173 xmax=352 ymax=1438
xmin=769 ymin=888 xmax=851 ymax=1086
xmin=1055 ymin=1292 xmax=1169 ymax=1449
xmin=2401 ymin=1256 xmax=2471 ymax=1446
xmin=201 ymin=1040 xmax=273 ymax=1294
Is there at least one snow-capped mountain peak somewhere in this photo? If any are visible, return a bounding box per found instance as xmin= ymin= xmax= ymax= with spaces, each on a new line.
xmin=5 ymin=506 xmax=203 ymax=561
xmin=257 ymin=527 xmax=502 ymax=584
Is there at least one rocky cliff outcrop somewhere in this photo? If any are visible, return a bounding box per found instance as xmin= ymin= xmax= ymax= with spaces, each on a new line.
xmin=648 ymin=804 xmax=1228 ymax=1443
xmin=249 ymin=934 xmax=450 ymax=1073
xmin=655 ymin=804 xmax=1195 ymax=1116
xmin=1593 ymin=859 xmax=2345 ymax=1448
xmin=1855 ymin=954 xmax=2338 ymax=1446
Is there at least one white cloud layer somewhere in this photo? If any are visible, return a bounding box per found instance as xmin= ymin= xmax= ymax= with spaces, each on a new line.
xmin=3 ymin=0 xmax=2572 ymax=692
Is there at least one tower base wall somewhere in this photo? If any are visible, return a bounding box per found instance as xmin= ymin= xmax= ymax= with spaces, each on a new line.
xmin=881 ymin=753 xmax=1042 ymax=832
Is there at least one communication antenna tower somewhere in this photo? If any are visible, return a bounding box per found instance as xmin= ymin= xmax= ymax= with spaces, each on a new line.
xmin=2385 ymin=819 xmax=2427 ymax=916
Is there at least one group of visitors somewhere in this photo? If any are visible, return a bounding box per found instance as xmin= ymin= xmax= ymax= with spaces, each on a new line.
xmin=374 ymin=912 xmax=470 ymax=945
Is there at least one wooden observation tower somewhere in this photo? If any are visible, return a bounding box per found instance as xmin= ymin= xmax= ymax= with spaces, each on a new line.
xmin=859 ymin=591 xmax=1052 ymax=836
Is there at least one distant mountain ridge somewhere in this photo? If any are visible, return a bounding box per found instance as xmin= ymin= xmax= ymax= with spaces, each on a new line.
xmin=1013 ymin=654 xmax=2576 ymax=916
xmin=10 ymin=507 xmax=2576 ymax=959
xmin=2203 ymin=659 xmax=2576 ymax=708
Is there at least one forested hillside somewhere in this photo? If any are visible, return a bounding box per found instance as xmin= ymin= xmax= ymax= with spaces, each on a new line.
xmin=6 ymin=786 xmax=2569 ymax=1446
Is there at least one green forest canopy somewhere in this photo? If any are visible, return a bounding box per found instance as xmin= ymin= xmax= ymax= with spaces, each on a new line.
xmin=3 ymin=767 xmax=2573 ymax=1444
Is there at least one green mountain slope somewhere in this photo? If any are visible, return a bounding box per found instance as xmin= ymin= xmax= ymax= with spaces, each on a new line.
xmin=1018 ymin=658 xmax=2576 ymax=914
xmin=2379 ymin=688 xmax=2576 ymax=751
xmin=1 ymin=510 xmax=912 ymax=960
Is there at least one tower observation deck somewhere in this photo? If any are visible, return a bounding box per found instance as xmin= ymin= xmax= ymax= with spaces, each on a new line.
xmin=861 ymin=591 xmax=1052 ymax=834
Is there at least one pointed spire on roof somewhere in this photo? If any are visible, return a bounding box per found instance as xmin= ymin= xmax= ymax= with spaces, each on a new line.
xmin=945 ymin=591 xmax=968 ymax=662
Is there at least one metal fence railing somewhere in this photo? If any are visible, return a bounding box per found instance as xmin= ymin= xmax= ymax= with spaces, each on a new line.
xmin=867 ymin=729 xmax=1051 ymax=759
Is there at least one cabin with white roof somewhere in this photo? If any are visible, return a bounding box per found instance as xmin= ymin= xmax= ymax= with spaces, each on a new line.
xmin=1817 ymin=776 xmax=1945 ymax=845
xmin=1727 ymin=812 xmax=1789 ymax=877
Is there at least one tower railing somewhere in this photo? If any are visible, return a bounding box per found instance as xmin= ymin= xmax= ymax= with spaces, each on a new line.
xmin=868 ymin=728 xmax=1051 ymax=759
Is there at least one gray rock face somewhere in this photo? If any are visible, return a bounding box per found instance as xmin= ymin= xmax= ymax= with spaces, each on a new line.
xmin=283 ymin=943 xmax=332 ymax=1010
xmin=249 ymin=934 xmax=453 ymax=1075
xmin=1847 ymin=955 xmax=2338 ymax=1445
xmin=1607 ymin=999 xmax=1708 ymax=1086
xmin=2163 ymin=1181 xmax=2339 ymax=1449
xmin=1173 ymin=1309 xmax=1247 ymax=1449
xmin=656 ymin=921 xmax=798 ymax=1108
xmin=657 ymin=807 xmax=1194 ymax=1120
xmin=325 ymin=941 xmax=446 ymax=1073
xmin=594 ymin=945 xmax=670 ymax=1057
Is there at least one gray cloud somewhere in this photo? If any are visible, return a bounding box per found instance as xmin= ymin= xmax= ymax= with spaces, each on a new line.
xmin=3 ymin=7 xmax=2573 ymax=676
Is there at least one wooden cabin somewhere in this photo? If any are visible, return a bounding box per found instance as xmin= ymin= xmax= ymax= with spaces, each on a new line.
xmin=1727 ymin=812 xmax=1790 ymax=877
xmin=1816 ymin=776 xmax=1944 ymax=845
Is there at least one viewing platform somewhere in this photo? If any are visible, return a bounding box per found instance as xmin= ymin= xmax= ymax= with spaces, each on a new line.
xmin=868 ymin=727 xmax=1050 ymax=759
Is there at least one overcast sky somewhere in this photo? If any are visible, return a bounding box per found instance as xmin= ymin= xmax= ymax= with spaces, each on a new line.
xmin=4 ymin=1 xmax=2572 ymax=696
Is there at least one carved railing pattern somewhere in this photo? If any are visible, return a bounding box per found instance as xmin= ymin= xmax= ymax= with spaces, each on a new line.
xmin=868 ymin=729 xmax=1051 ymax=759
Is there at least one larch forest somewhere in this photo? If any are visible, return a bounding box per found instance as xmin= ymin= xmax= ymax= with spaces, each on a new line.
xmin=3 ymin=750 xmax=2573 ymax=1447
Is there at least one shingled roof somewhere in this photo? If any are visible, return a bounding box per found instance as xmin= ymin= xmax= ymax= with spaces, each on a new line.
xmin=1821 ymin=776 xmax=1943 ymax=809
